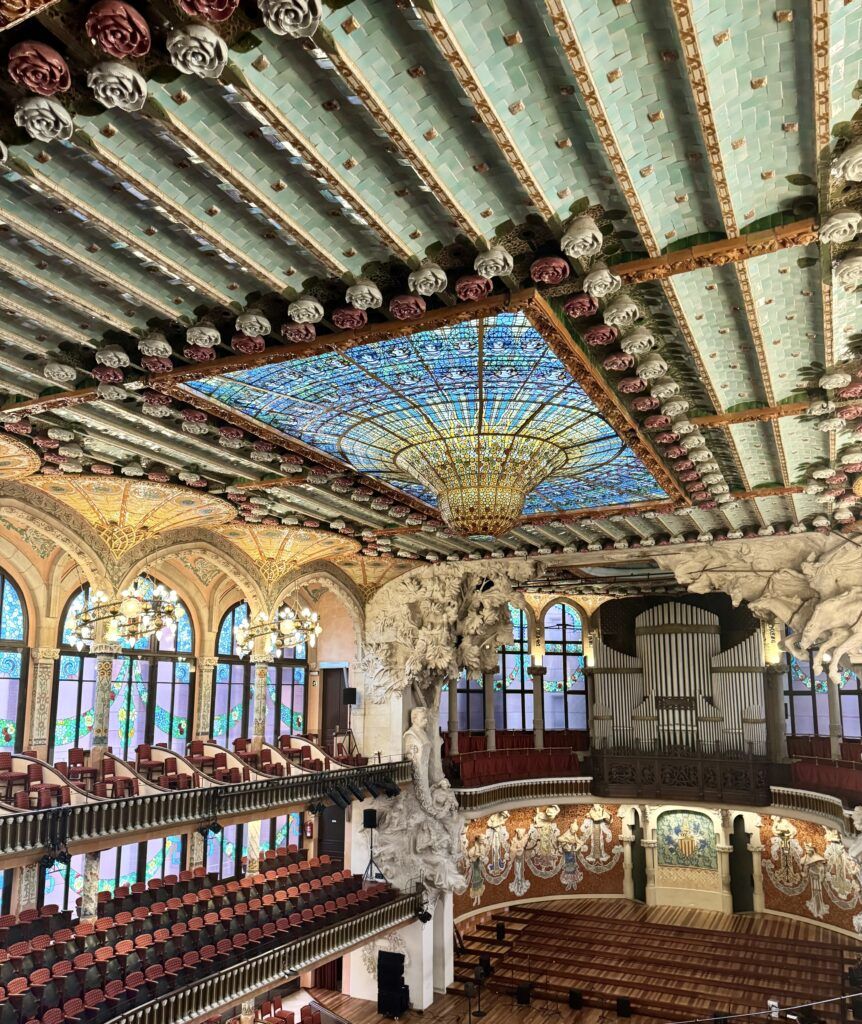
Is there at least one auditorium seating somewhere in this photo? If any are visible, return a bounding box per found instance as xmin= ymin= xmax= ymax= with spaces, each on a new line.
xmin=448 ymin=748 xmax=580 ymax=787
xmin=0 ymin=844 xmax=395 ymax=1024
xmin=452 ymin=903 xmax=847 ymax=1023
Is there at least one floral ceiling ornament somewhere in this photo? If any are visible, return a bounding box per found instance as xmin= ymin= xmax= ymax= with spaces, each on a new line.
xmin=389 ymin=295 xmax=425 ymax=320
xmin=408 ymin=262 xmax=447 ymax=297
xmin=88 ymin=62 xmax=147 ymax=111
xmin=819 ymin=371 xmax=853 ymax=390
xmin=455 ymin=274 xmax=492 ymax=302
xmin=235 ymin=310 xmax=270 ymax=337
xmin=474 ymin=245 xmax=513 ymax=279
xmin=8 ymin=42 xmax=71 ymax=96
xmin=346 ymin=278 xmax=383 ymax=310
xmin=257 ymin=0 xmax=321 ymax=37
xmin=138 ymin=332 xmax=171 ymax=358
xmin=331 ymin=307 xmax=367 ymax=330
xmin=287 ymin=295 xmax=324 ymax=323
xmin=820 ymin=209 xmax=862 ymax=245
xmin=582 ymin=260 xmax=621 ymax=298
xmin=177 ymin=0 xmax=239 ymax=21
xmin=86 ymin=0 xmax=151 ymax=58
xmin=560 ymin=214 xmax=603 ymax=258
xmin=167 ymin=24 xmax=228 ymax=79
xmin=95 ymin=343 xmax=130 ymax=368
xmin=833 ymin=140 xmax=862 ymax=183
xmin=603 ymin=295 xmax=640 ymax=328
xmin=43 ymin=361 xmax=77 ymax=384
xmin=530 ymin=256 xmax=570 ymax=284
xmin=14 ymin=95 xmax=72 ymax=142
xmin=186 ymin=323 xmax=220 ymax=348
xmin=835 ymin=250 xmax=862 ymax=291
xmin=619 ymin=326 xmax=656 ymax=356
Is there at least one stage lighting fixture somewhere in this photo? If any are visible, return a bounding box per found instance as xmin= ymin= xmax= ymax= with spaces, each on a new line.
xmin=417 ymin=909 xmax=432 ymax=923
xmin=329 ymin=789 xmax=349 ymax=809
xmin=381 ymin=778 xmax=400 ymax=797
xmin=346 ymin=781 xmax=366 ymax=800
xmin=209 ymin=820 xmax=222 ymax=835
xmin=55 ymin=847 xmax=71 ymax=865
xmin=336 ymin=786 xmax=354 ymax=804
xmin=39 ymin=854 xmax=54 ymax=870
xmin=365 ymin=781 xmax=382 ymax=798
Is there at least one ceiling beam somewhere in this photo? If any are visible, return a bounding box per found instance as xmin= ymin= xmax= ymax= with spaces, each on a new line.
xmin=692 ymin=402 xmax=808 ymax=426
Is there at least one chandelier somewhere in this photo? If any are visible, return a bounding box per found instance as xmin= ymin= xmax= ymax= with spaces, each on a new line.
xmin=69 ymin=577 xmax=180 ymax=650
xmin=234 ymin=603 xmax=322 ymax=659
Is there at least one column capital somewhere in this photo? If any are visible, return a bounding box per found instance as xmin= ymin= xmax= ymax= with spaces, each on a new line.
xmin=716 ymin=844 xmax=733 ymax=854
xmin=526 ymin=664 xmax=547 ymax=678
xmin=32 ymin=647 xmax=60 ymax=663
xmin=197 ymin=655 xmax=219 ymax=672
xmin=251 ymin=655 xmax=274 ymax=666
xmin=92 ymin=643 xmax=121 ymax=657
xmin=746 ymin=844 xmax=764 ymax=854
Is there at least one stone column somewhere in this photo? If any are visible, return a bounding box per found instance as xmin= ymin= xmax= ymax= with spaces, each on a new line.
xmin=251 ymin=657 xmax=271 ymax=750
xmin=527 ymin=664 xmax=547 ymax=750
xmin=584 ymin=666 xmax=595 ymax=740
xmin=28 ymin=647 xmax=60 ymax=758
xmin=717 ymin=843 xmax=733 ymax=913
xmin=195 ymin=655 xmax=219 ymax=739
xmin=447 ymin=676 xmax=458 ymax=756
xmin=79 ymin=851 xmax=101 ymax=923
xmin=642 ymin=839 xmax=657 ymax=905
xmin=239 ymin=998 xmax=256 ymax=1024
xmin=246 ymin=819 xmax=261 ymax=875
xmin=748 ymin=842 xmax=765 ymax=912
xmin=91 ymin=644 xmax=120 ymax=763
xmin=621 ymin=834 xmax=635 ymax=899
xmin=827 ymin=676 xmax=842 ymax=759
xmin=188 ymin=829 xmax=205 ymax=871
xmin=764 ymin=664 xmax=789 ymax=762
xmin=432 ymin=892 xmax=454 ymax=994
xmin=482 ymin=671 xmax=496 ymax=751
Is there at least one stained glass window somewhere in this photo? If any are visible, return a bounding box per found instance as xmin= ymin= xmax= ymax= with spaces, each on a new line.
xmin=438 ymin=672 xmax=482 ymax=734
xmin=260 ymin=812 xmax=301 ymax=853
xmin=494 ymin=604 xmax=532 ymax=731
xmin=0 ymin=571 xmax=27 ymax=751
xmin=51 ymin=582 xmax=194 ymax=762
xmin=783 ymin=644 xmax=859 ymax=740
xmin=543 ymin=602 xmax=587 ymax=731
xmin=212 ymin=602 xmax=307 ymax=747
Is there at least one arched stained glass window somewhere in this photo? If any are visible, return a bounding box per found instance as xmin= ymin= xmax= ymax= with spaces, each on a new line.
xmin=212 ymin=602 xmax=307 ymax=749
xmin=52 ymin=581 xmax=194 ymax=762
xmin=0 ymin=571 xmax=27 ymax=751
xmin=543 ymin=602 xmax=586 ymax=731
xmin=494 ymin=603 xmax=532 ymax=731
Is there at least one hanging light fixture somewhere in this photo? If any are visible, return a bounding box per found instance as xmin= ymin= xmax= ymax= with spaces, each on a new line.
xmin=234 ymin=602 xmax=322 ymax=659
xmin=69 ymin=576 xmax=179 ymax=650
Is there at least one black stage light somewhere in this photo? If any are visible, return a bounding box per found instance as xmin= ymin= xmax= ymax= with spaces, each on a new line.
xmin=329 ymin=789 xmax=349 ymax=809
xmin=365 ymin=781 xmax=382 ymax=798
xmin=209 ymin=820 xmax=222 ymax=835
xmin=417 ymin=909 xmax=432 ymax=923
xmin=55 ymin=847 xmax=71 ymax=865
xmin=381 ymin=778 xmax=400 ymax=797
xmin=336 ymin=785 xmax=355 ymax=804
xmin=346 ymin=781 xmax=366 ymax=800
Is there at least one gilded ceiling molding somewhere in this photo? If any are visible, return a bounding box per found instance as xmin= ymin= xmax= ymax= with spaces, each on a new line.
xmin=667 ymin=0 xmax=738 ymax=233
xmin=811 ymin=0 xmax=834 ymax=403
xmin=274 ymin=561 xmax=365 ymax=632
xmin=417 ymin=1 xmax=557 ymax=223
xmin=0 ymin=203 xmax=181 ymax=319
xmin=152 ymin=103 xmax=349 ymax=279
xmin=317 ymin=37 xmax=486 ymax=246
xmin=692 ymin=402 xmax=809 ymax=427
xmin=228 ymin=66 xmax=414 ymax=261
xmin=19 ymin=162 xmax=230 ymax=305
xmin=543 ymin=0 xmax=659 ymax=254
xmin=0 ymin=291 xmax=93 ymax=346
xmin=82 ymin=135 xmax=287 ymax=295
xmin=0 ymin=250 xmax=132 ymax=333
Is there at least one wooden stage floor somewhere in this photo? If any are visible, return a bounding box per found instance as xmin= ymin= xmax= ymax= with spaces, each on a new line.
xmin=311 ymin=898 xmax=861 ymax=1024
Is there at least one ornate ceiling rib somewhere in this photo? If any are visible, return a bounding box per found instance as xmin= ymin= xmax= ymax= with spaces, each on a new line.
xmin=416 ymin=0 xmax=558 ymax=224
xmin=0 ymin=291 xmax=93 ymax=347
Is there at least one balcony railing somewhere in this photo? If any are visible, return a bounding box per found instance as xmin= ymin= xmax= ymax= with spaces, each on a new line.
xmin=770 ymin=785 xmax=855 ymax=831
xmin=119 ymin=890 xmax=424 ymax=1024
xmin=590 ymin=749 xmax=782 ymax=804
xmin=0 ymin=761 xmax=412 ymax=863
xmin=454 ymin=776 xmax=594 ymax=812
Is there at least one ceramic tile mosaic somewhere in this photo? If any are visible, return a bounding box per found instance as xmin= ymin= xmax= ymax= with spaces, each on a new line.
xmin=776 ymin=415 xmax=829 ymax=484
xmin=728 ymin=420 xmax=785 ymax=487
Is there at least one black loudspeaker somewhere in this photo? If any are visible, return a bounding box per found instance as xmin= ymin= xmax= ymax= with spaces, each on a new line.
xmin=851 ymin=997 xmax=862 ymax=1021
xmin=616 ymin=997 xmax=632 ymax=1018
xmin=495 ymin=921 xmax=506 ymax=942
xmin=516 ymin=984 xmax=531 ymax=1005
xmin=568 ymin=990 xmax=583 ymax=1010
xmin=363 ymin=808 xmax=378 ymax=829
xmin=377 ymin=987 xmax=409 ymax=1019
xmin=479 ymin=953 xmax=492 ymax=976
xmin=378 ymin=950 xmax=405 ymax=984
xmin=343 ymin=687 xmax=357 ymax=705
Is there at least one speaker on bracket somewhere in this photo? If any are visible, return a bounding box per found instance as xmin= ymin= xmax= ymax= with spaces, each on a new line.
xmin=363 ymin=808 xmax=378 ymax=829
xmin=343 ymin=687 xmax=357 ymax=706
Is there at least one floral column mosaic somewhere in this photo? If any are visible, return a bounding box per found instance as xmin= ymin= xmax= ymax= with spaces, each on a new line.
xmin=251 ymin=655 xmax=271 ymax=749
xmin=79 ymin=850 xmax=101 ymax=922
xmin=27 ymin=646 xmax=59 ymax=754
xmin=91 ymin=642 xmax=120 ymax=762
xmin=195 ymin=655 xmax=219 ymax=739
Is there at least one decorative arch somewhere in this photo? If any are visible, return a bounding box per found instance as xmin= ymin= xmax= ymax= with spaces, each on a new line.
xmin=274 ymin=562 xmax=365 ymax=653
xmin=541 ymin=600 xmax=587 ymax=732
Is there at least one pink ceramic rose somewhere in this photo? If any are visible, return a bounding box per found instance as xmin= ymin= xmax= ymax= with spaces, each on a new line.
xmin=455 ymin=274 xmax=493 ymax=302
xmin=602 ymin=352 xmax=633 ymax=372
xmin=631 ymin=395 xmax=659 ymax=413
xmin=583 ymin=324 xmax=619 ymax=347
xmin=654 ymin=432 xmax=680 ymax=445
xmin=141 ymin=356 xmax=173 ymax=373
xmin=143 ymin=388 xmax=170 ymax=405
xmin=184 ymin=344 xmax=216 ymax=361
xmin=618 ymin=377 xmax=646 ymax=394
xmin=177 ymin=0 xmax=238 ymax=20
xmin=389 ymin=295 xmax=426 ymax=320
xmin=4 ymin=419 xmax=31 ymax=435
xmin=675 ymin=459 xmax=694 ymax=471
xmin=86 ymin=1 xmax=151 ymax=58
xmin=280 ymin=322 xmax=316 ymax=343
xmin=91 ymin=365 xmax=124 ymax=383
xmin=664 ymin=446 xmax=685 ymax=459
xmin=231 ymin=332 xmax=265 ymax=354
xmin=8 ymin=41 xmax=71 ymax=95
xmin=182 ymin=408 xmax=207 ymax=423
xmin=530 ymin=256 xmax=570 ymax=284
xmin=564 ymin=293 xmax=598 ymax=319
xmin=678 ymin=470 xmax=700 ymax=482
xmin=219 ymin=426 xmax=243 ymax=440
xmin=644 ymin=414 xmax=671 ymax=430
xmin=838 ymin=382 xmax=862 ymax=399
xmin=331 ymin=308 xmax=368 ymax=331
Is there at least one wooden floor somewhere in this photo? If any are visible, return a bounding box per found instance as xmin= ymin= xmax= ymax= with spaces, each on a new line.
xmin=312 ymin=899 xmax=861 ymax=1024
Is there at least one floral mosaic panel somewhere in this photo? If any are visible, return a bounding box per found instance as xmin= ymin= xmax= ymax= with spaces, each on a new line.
xmin=656 ymin=810 xmax=717 ymax=871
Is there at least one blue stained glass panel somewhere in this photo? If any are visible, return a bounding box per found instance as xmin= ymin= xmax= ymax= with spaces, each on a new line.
xmin=0 ymin=579 xmax=24 ymax=641
xmin=184 ymin=312 xmax=667 ymax=516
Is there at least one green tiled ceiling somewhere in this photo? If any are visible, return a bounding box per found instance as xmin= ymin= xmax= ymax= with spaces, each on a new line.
xmin=728 ymin=420 xmax=785 ymax=487
xmin=776 ymin=416 xmax=830 ymax=484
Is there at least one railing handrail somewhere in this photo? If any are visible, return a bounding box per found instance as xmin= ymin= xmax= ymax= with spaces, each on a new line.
xmin=117 ymin=890 xmax=423 ymax=1024
xmin=0 ymin=760 xmax=413 ymax=860
xmin=453 ymin=776 xmax=594 ymax=812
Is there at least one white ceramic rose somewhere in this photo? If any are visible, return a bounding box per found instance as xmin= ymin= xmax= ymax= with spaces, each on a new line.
xmin=819 ymin=371 xmax=852 ymax=389
xmin=43 ymin=361 xmax=77 ymax=384
xmin=258 ymin=0 xmax=321 ymax=37
xmin=138 ymin=332 xmax=172 ymax=358
xmin=287 ymin=296 xmax=324 ymax=323
xmin=408 ymin=263 xmax=447 ymax=297
xmin=346 ymin=279 xmax=383 ymax=310
xmin=95 ymin=344 xmax=130 ymax=368
xmin=88 ymin=62 xmax=147 ymax=112
xmin=835 ymin=251 xmax=862 ymax=291
xmin=833 ymin=141 xmax=862 ymax=183
xmin=167 ymin=24 xmax=227 ymax=79
xmin=819 ymin=209 xmax=862 ymax=245
xmin=619 ymin=326 xmax=655 ymax=356
xmin=14 ymin=96 xmax=72 ymax=142
xmin=560 ymin=215 xmax=603 ymax=259
xmin=187 ymin=324 xmax=221 ymax=348
xmin=635 ymin=351 xmax=667 ymax=380
xmin=474 ymin=245 xmax=513 ymax=279
xmin=235 ymin=311 xmax=271 ymax=336
xmin=602 ymin=295 xmax=640 ymax=328
xmin=582 ymin=260 xmax=621 ymax=298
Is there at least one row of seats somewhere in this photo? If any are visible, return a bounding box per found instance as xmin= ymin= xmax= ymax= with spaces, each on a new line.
xmin=451 ymin=748 xmax=581 ymax=787
xmin=259 ymin=999 xmax=321 ymax=1024
xmin=0 ymin=854 xmax=393 ymax=1024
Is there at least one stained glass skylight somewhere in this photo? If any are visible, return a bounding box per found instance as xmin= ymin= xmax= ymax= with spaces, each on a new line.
xmin=183 ymin=311 xmax=666 ymax=533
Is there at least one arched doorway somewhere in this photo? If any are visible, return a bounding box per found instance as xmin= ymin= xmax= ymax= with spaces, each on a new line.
xmin=630 ymin=809 xmax=647 ymax=903
xmin=729 ymin=814 xmax=755 ymax=912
